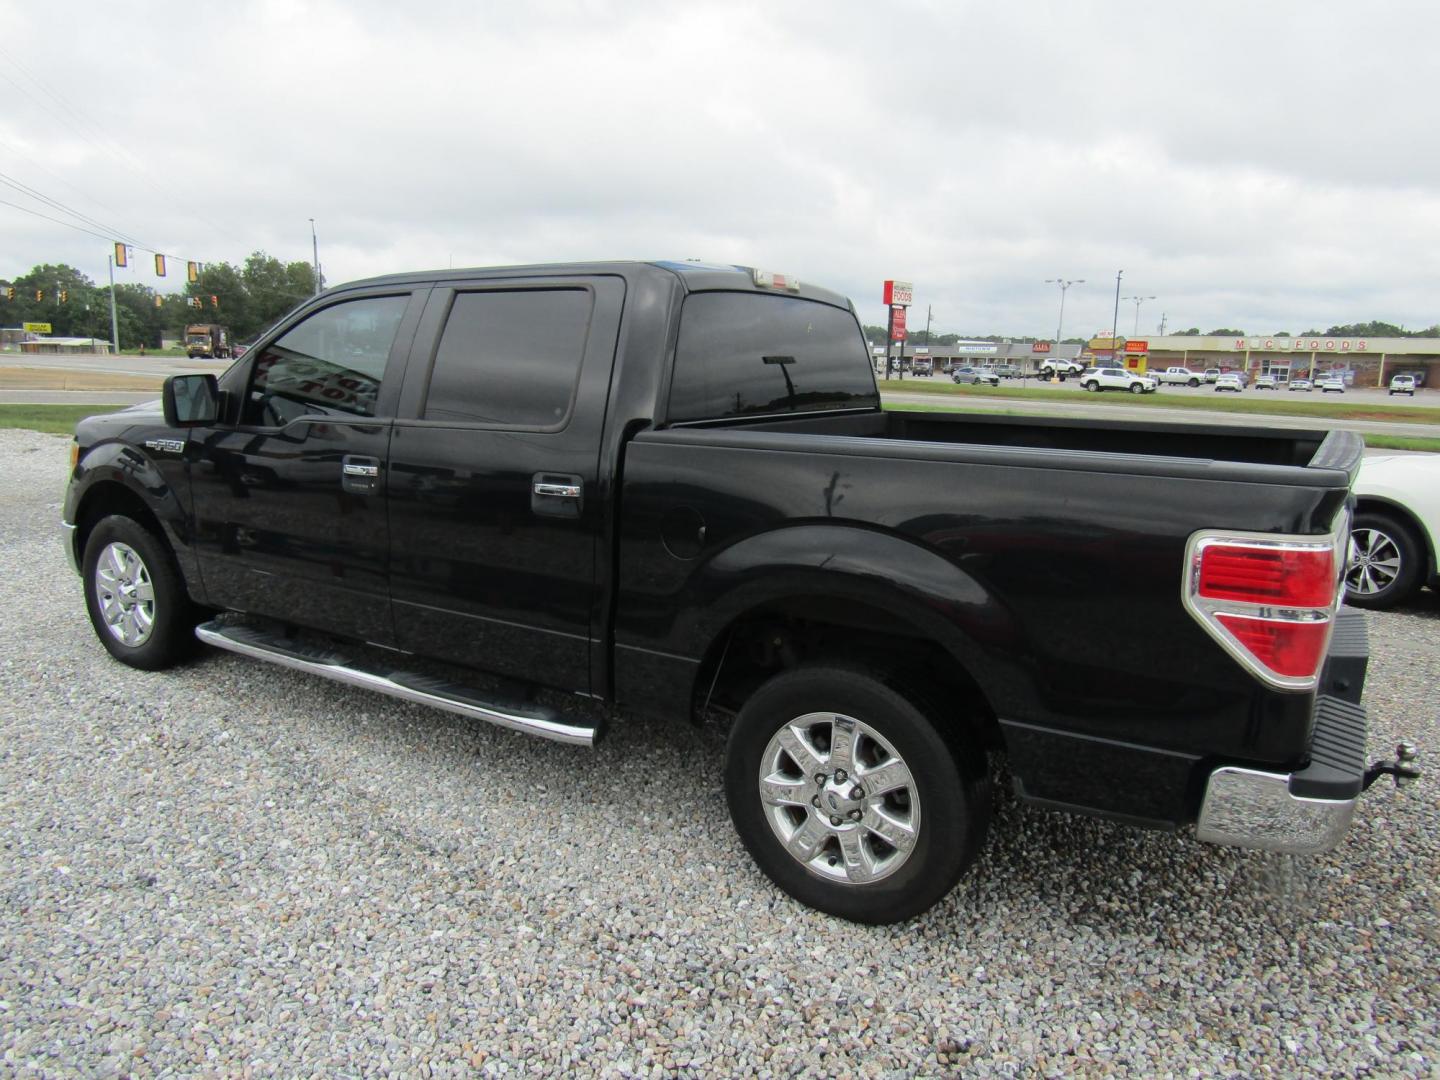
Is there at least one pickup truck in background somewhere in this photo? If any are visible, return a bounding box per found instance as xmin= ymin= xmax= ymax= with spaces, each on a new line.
xmin=1157 ymin=366 xmax=1204 ymax=386
xmin=62 ymin=261 xmax=1418 ymax=923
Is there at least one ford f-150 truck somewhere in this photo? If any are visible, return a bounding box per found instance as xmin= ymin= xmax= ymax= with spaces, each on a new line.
xmin=62 ymin=261 xmax=1418 ymax=923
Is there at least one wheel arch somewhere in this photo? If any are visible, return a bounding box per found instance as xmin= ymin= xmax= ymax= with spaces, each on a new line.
xmin=681 ymin=524 xmax=1014 ymax=749
xmin=70 ymin=469 xmax=204 ymax=604
xmin=1353 ymin=495 xmax=1438 ymax=582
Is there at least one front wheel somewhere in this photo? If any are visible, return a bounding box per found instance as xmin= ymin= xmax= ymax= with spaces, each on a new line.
xmin=82 ymin=516 xmax=200 ymax=670
xmin=1082 ymin=381 xmax=1097 ymax=392
xmin=1130 ymin=382 xmax=1145 ymax=394
xmin=1345 ymin=511 xmax=1423 ymax=609
xmin=725 ymin=666 xmax=989 ymax=924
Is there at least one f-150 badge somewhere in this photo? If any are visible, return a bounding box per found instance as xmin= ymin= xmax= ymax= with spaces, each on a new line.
xmin=144 ymin=438 xmax=186 ymax=454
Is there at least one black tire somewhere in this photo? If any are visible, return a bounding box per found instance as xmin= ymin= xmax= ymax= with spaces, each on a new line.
xmin=82 ymin=515 xmax=200 ymax=670
xmin=1188 ymin=378 xmax=1200 ymax=387
xmin=1129 ymin=382 xmax=1144 ymax=394
xmin=1345 ymin=510 xmax=1425 ymax=610
xmin=724 ymin=665 xmax=989 ymax=924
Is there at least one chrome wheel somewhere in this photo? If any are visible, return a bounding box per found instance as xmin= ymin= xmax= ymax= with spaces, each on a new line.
xmin=93 ymin=541 xmax=156 ymax=647
xmin=758 ymin=711 xmax=921 ymax=885
xmin=1347 ymin=528 xmax=1402 ymax=597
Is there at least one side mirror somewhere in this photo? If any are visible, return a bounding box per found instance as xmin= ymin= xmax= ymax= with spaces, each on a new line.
xmin=163 ymin=373 xmax=221 ymax=426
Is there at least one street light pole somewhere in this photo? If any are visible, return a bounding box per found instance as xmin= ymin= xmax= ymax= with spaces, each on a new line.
xmin=107 ymin=255 xmax=120 ymax=355
xmin=310 ymin=218 xmax=321 ymax=295
xmin=1044 ymin=278 xmax=1084 ymax=344
xmin=1111 ymin=271 xmax=1124 ymax=350
xmin=1124 ymin=294 xmax=1157 ymax=337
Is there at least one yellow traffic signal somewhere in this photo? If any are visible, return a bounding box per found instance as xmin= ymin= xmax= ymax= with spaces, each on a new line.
xmin=210 ymin=294 xmax=219 ymax=308
xmin=114 ymin=242 xmax=127 ymax=268
xmin=154 ymin=254 xmax=166 ymax=277
xmin=187 ymin=262 xmax=199 ymax=283
xmin=154 ymin=295 xmax=163 ymax=308
xmin=59 ymin=289 xmax=68 ymax=303
xmin=4 ymin=287 xmax=13 ymax=301
xmin=35 ymin=289 xmax=43 ymax=302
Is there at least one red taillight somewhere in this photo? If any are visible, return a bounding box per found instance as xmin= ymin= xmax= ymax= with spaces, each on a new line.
xmin=1197 ymin=545 xmax=1336 ymax=608
xmin=1214 ymin=614 xmax=1332 ymax=679
xmin=1184 ymin=529 xmax=1345 ymax=690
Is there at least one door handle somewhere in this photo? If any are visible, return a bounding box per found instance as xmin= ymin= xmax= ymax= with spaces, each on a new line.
xmin=342 ymin=455 xmax=382 ymax=494
xmin=531 ymin=473 xmax=583 ymax=518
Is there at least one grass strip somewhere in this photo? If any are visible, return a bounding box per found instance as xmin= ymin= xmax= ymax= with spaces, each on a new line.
xmin=884 ymin=380 xmax=1440 ymax=425
xmin=0 ymin=404 xmax=129 ymax=435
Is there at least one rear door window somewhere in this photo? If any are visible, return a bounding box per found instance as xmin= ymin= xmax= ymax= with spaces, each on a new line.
xmin=423 ymin=289 xmax=593 ymax=429
xmin=668 ymin=292 xmax=879 ymax=424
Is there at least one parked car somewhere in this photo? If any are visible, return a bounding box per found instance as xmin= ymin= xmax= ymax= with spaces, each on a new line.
xmin=1214 ymin=373 xmax=1244 ymax=393
xmin=1254 ymin=374 xmax=1278 ymax=390
xmin=1156 ymin=367 xmax=1203 ymax=387
xmin=1389 ymin=375 xmax=1417 ymax=396
xmin=951 ymin=366 xmax=1000 ymax=386
xmin=1289 ymin=379 xmax=1313 ymax=392
xmin=1346 ymin=454 xmax=1440 ymax=609
xmin=1079 ymin=367 xmax=1157 ymax=394
xmin=993 ymin=364 xmax=1022 ymax=379
xmin=1038 ymin=358 xmax=1085 ymax=379
xmin=1318 ymin=376 xmax=1346 ymax=393
xmin=1203 ymin=368 xmax=1222 ymax=383
xmin=61 ymin=259 xmax=1402 ymax=924
xmin=910 ymin=359 xmax=934 ymax=377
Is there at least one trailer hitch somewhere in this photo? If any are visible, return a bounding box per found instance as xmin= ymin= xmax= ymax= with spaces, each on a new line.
xmin=1363 ymin=742 xmax=1420 ymax=791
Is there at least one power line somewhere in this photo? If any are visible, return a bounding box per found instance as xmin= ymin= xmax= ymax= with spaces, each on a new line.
xmin=0 ymin=170 xmax=149 ymax=250
xmin=0 ymin=43 xmax=244 ymax=248
xmin=0 ymin=196 xmax=117 ymax=244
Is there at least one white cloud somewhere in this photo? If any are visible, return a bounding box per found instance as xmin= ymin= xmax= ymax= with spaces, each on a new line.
xmin=2 ymin=0 xmax=1436 ymax=336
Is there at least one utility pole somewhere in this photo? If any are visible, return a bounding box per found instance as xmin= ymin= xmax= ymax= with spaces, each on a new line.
xmin=924 ymin=305 xmax=932 ymax=345
xmin=1111 ymin=271 xmax=1124 ymax=352
xmin=1124 ymin=294 xmax=1156 ymax=337
xmin=1045 ymin=278 xmax=1084 ymax=344
xmin=1158 ymin=312 xmax=1168 ymax=336
xmin=107 ymin=255 xmax=120 ymax=355
xmin=310 ymin=218 xmax=321 ymax=295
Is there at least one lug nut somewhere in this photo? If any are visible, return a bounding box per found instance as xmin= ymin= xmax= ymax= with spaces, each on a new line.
xmin=830 ymin=816 xmax=843 ymax=827
xmin=811 ymin=795 xmax=821 ymax=808
xmin=848 ymin=809 xmax=862 ymax=821
xmin=834 ymin=769 xmax=847 ymax=782
xmin=814 ymin=773 xmax=827 ymax=786
xmin=850 ymin=786 xmax=864 ymax=800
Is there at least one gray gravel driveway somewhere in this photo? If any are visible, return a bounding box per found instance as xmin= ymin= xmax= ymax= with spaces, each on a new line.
xmin=1 ymin=428 xmax=1436 ymax=1077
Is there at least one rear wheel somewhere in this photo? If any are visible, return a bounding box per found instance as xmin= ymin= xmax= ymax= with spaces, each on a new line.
xmin=725 ymin=665 xmax=989 ymax=924
xmin=82 ymin=516 xmax=200 ymax=670
xmin=1188 ymin=378 xmax=1200 ymax=387
xmin=1345 ymin=511 xmax=1424 ymax=609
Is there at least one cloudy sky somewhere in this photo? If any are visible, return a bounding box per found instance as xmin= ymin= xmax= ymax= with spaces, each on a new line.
xmin=3 ymin=1 xmax=1437 ymax=339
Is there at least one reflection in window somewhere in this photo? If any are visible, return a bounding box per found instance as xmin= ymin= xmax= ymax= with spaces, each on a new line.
xmin=245 ymin=295 xmax=408 ymax=424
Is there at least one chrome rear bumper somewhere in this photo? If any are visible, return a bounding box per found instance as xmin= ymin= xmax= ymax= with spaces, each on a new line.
xmin=1196 ymin=766 xmax=1356 ymax=854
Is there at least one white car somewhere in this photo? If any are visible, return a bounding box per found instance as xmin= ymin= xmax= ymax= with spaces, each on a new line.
xmin=1254 ymin=374 xmax=1278 ymax=390
xmin=1079 ymin=367 xmax=1157 ymax=394
xmin=1318 ymin=375 xmax=1346 ymax=393
xmin=1039 ymin=358 xmax=1085 ymax=379
xmin=1288 ymin=378 xmax=1313 ymax=392
xmin=1389 ymin=375 xmax=1416 ymax=396
xmin=1347 ymin=454 xmax=1440 ymax=608
xmin=1214 ymin=373 xmax=1244 ymax=393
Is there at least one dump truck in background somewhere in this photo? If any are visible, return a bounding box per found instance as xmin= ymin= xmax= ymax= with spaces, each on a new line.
xmin=184 ymin=324 xmax=231 ymax=359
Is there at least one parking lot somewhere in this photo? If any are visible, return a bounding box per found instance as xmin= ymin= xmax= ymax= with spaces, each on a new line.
xmin=2 ymin=426 xmax=1436 ymax=1076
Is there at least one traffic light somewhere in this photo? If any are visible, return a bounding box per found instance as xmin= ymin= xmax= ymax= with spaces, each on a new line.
xmin=4 ymin=287 xmax=13 ymax=301
xmin=154 ymin=254 xmax=166 ymax=277
xmin=35 ymin=289 xmax=43 ymax=302
xmin=210 ymin=294 xmax=219 ymax=308
xmin=187 ymin=262 xmax=199 ymax=283
xmin=114 ymin=242 xmax=127 ymax=268
xmin=59 ymin=289 xmax=68 ymax=303
xmin=154 ymin=295 xmax=163 ymax=309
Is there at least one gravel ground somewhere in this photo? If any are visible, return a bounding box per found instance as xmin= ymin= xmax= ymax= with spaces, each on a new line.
xmin=1 ymin=426 xmax=1436 ymax=1077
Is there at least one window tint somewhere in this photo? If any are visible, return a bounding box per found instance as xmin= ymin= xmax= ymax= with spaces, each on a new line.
xmin=244 ymin=295 xmax=408 ymax=424
xmin=669 ymin=292 xmax=879 ymax=423
xmin=424 ymin=289 xmax=592 ymax=427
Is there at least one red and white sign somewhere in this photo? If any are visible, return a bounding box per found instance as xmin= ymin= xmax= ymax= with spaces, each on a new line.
xmin=1032 ymin=341 xmax=1052 ymax=353
xmin=883 ymin=280 xmax=913 ymax=307
xmin=1125 ymin=340 xmax=1148 ymax=354
xmin=891 ymin=305 xmax=907 ymax=341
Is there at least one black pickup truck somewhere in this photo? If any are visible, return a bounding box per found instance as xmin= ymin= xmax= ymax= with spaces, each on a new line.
xmin=63 ymin=261 xmax=1416 ymax=923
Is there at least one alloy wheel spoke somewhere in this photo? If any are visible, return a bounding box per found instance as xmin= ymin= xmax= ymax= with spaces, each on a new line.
xmin=836 ymin=828 xmax=878 ymax=884
xmin=776 ymin=724 xmax=826 ymax=775
xmin=760 ymin=774 xmax=810 ymax=808
xmin=858 ymin=756 xmax=912 ymax=796
xmin=785 ymin=816 xmax=827 ymax=861
xmin=862 ymin=807 xmax=917 ymax=852
xmin=828 ymin=717 xmax=857 ymax=774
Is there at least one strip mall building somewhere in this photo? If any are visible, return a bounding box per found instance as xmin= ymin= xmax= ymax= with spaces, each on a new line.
xmin=1090 ymin=334 xmax=1437 ymax=387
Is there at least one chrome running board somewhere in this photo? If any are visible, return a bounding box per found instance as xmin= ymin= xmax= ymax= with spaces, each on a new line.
xmin=196 ymin=621 xmax=598 ymax=747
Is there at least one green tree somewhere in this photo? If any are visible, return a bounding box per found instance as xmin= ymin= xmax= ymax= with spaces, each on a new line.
xmin=1207 ymin=328 xmax=1245 ymax=336
xmin=240 ymin=251 xmax=316 ymax=339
